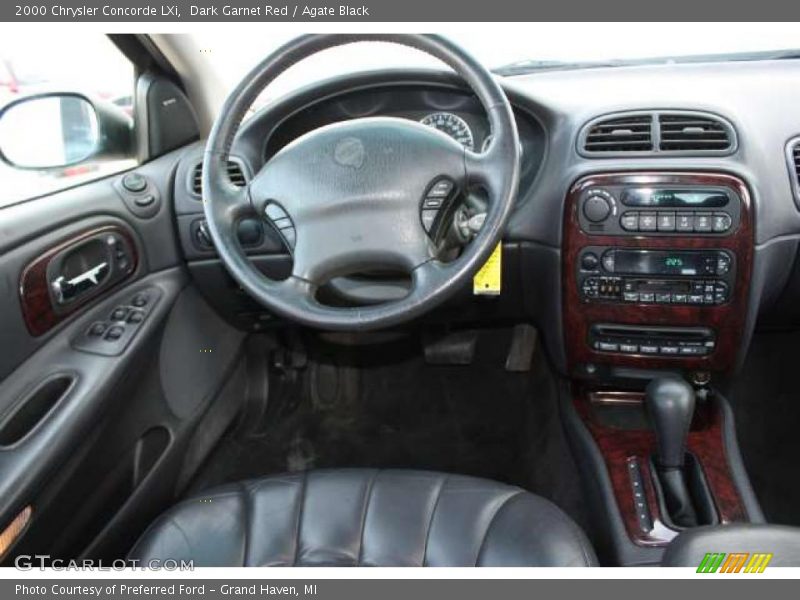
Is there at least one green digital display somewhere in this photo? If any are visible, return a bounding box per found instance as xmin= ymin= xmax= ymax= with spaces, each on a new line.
xmin=665 ymin=257 xmax=684 ymax=267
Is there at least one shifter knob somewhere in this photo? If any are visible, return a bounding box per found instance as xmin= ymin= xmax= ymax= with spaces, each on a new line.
xmin=645 ymin=377 xmax=695 ymax=469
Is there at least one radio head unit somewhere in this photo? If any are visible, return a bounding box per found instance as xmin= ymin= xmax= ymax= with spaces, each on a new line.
xmin=577 ymin=183 xmax=742 ymax=236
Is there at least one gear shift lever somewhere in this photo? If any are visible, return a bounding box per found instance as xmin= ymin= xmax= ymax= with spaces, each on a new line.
xmin=645 ymin=377 xmax=699 ymax=527
xmin=645 ymin=377 xmax=695 ymax=469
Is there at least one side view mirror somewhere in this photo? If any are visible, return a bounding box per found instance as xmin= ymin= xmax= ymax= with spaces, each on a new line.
xmin=0 ymin=93 xmax=133 ymax=170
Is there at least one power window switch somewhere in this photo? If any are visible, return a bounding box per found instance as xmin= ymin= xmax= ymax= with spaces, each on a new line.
xmin=110 ymin=307 xmax=128 ymax=321
xmin=88 ymin=322 xmax=107 ymax=337
xmin=132 ymin=293 xmax=149 ymax=307
xmin=105 ymin=325 xmax=125 ymax=341
xmin=127 ymin=310 xmax=144 ymax=324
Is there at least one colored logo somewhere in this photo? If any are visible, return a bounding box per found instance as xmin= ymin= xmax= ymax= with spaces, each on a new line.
xmin=697 ymin=552 xmax=773 ymax=573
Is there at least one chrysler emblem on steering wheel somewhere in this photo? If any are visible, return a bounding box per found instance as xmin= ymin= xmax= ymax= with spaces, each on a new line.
xmin=334 ymin=136 xmax=365 ymax=169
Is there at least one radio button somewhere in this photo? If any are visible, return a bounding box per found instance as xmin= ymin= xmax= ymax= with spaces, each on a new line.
xmin=676 ymin=213 xmax=694 ymax=232
xmin=716 ymin=254 xmax=731 ymax=275
xmin=657 ymin=212 xmax=676 ymax=232
xmin=694 ymin=213 xmax=713 ymax=232
xmin=640 ymin=345 xmax=659 ymax=354
xmin=656 ymin=293 xmax=672 ymax=303
xmin=624 ymin=292 xmax=639 ymax=302
xmin=639 ymin=212 xmax=657 ymax=232
xmin=621 ymin=212 xmax=639 ymax=231
xmin=660 ymin=346 xmax=680 ymax=355
xmin=601 ymin=252 xmax=616 ymax=272
xmin=620 ymin=344 xmax=638 ymax=353
xmin=640 ymin=293 xmax=655 ymax=303
xmin=712 ymin=212 xmax=732 ymax=232
xmin=688 ymin=294 xmax=704 ymax=304
xmin=672 ymin=293 xmax=688 ymax=303
xmin=597 ymin=342 xmax=619 ymax=352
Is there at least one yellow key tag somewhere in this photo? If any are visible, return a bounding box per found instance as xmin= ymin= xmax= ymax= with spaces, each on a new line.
xmin=473 ymin=243 xmax=502 ymax=296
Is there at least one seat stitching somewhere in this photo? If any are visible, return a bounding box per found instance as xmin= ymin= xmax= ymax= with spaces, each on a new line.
xmin=292 ymin=471 xmax=308 ymax=567
xmin=474 ymin=491 xmax=523 ymax=567
xmin=356 ymin=469 xmax=380 ymax=566
xmin=421 ymin=474 xmax=449 ymax=567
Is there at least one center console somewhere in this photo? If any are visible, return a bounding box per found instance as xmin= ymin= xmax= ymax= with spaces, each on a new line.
xmin=563 ymin=172 xmax=753 ymax=375
xmin=561 ymin=172 xmax=757 ymax=561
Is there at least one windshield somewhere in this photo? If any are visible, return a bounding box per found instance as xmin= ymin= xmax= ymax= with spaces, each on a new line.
xmin=190 ymin=24 xmax=800 ymax=110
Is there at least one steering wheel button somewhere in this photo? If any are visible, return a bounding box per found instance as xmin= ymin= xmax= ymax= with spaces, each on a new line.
xmin=423 ymin=197 xmax=443 ymax=209
xmin=421 ymin=210 xmax=439 ymax=232
xmin=428 ymin=179 xmax=454 ymax=197
xmin=282 ymin=227 xmax=296 ymax=248
xmin=273 ymin=217 xmax=293 ymax=230
xmin=265 ymin=204 xmax=288 ymax=221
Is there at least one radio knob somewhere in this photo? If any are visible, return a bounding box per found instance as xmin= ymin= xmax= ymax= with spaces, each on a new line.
xmin=583 ymin=194 xmax=612 ymax=223
xmin=581 ymin=252 xmax=599 ymax=270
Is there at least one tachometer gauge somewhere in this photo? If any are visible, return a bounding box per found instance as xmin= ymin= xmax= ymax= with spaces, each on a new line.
xmin=420 ymin=112 xmax=474 ymax=150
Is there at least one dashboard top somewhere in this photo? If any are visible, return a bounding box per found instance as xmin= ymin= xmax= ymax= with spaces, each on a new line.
xmin=206 ymin=60 xmax=800 ymax=249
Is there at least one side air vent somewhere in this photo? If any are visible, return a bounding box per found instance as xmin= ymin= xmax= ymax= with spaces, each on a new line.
xmin=189 ymin=159 xmax=248 ymax=196
xmin=786 ymin=137 xmax=800 ymax=208
xmin=658 ymin=113 xmax=735 ymax=153
xmin=582 ymin=115 xmax=654 ymax=153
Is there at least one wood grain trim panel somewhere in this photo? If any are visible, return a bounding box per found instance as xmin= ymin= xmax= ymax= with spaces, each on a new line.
xmin=562 ymin=171 xmax=754 ymax=373
xmin=574 ymin=388 xmax=747 ymax=546
xmin=19 ymin=225 xmax=138 ymax=337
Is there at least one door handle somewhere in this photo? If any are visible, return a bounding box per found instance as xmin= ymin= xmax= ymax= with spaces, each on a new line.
xmin=51 ymin=261 xmax=109 ymax=305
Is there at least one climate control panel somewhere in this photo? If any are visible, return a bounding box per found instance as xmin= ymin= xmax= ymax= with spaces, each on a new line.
xmin=577 ymin=247 xmax=736 ymax=306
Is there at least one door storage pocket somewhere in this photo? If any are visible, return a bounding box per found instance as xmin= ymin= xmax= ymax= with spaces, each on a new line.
xmin=0 ymin=374 xmax=76 ymax=446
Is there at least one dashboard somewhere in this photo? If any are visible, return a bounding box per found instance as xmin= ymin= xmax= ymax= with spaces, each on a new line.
xmin=250 ymin=83 xmax=547 ymax=198
xmin=173 ymin=61 xmax=800 ymax=379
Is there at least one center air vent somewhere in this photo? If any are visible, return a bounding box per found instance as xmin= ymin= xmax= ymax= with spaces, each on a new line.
xmin=190 ymin=159 xmax=248 ymax=196
xmin=583 ymin=115 xmax=654 ymax=153
xmin=658 ymin=113 xmax=735 ymax=152
xmin=580 ymin=111 xmax=737 ymax=157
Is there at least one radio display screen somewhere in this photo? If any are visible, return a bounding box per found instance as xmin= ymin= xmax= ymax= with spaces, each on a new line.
xmin=621 ymin=188 xmax=729 ymax=208
xmin=614 ymin=250 xmax=708 ymax=276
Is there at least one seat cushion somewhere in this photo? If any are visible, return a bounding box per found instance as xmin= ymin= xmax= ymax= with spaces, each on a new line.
xmin=129 ymin=469 xmax=597 ymax=566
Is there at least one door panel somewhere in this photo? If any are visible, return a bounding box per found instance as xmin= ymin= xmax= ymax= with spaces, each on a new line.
xmin=0 ymin=147 xmax=247 ymax=562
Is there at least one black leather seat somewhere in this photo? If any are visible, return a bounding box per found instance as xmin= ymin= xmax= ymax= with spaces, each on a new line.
xmin=129 ymin=469 xmax=597 ymax=566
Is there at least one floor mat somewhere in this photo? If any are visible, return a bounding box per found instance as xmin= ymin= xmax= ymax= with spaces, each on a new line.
xmin=187 ymin=328 xmax=589 ymax=530
xmin=729 ymin=329 xmax=800 ymax=526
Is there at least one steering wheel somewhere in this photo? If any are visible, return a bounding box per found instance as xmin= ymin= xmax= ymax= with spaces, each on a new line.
xmin=202 ymin=34 xmax=520 ymax=331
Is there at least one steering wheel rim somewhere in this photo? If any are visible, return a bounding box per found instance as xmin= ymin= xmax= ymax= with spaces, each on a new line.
xmin=202 ymin=34 xmax=520 ymax=331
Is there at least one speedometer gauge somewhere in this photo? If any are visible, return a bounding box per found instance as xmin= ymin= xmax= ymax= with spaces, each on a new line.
xmin=420 ymin=112 xmax=474 ymax=150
